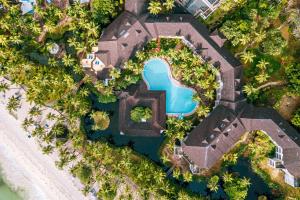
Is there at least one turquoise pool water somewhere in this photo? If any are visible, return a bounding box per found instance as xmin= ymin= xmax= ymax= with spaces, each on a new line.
xmin=143 ymin=58 xmax=198 ymax=116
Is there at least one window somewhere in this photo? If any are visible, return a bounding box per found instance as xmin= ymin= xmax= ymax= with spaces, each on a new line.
xmin=285 ymin=173 xmax=296 ymax=187
xmin=207 ymin=0 xmax=219 ymax=5
xmin=95 ymin=61 xmax=100 ymax=65
xmin=88 ymin=54 xmax=94 ymax=60
xmin=275 ymin=146 xmax=283 ymax=160
xmin=276 ymin=146 xmax=282 ymax=154
xmin=269 ymin=159 xmax=275 ymax=167
xmin=275 ymin=153 xmax=282 ymax=160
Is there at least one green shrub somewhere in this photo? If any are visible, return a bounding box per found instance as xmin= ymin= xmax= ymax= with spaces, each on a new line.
xmin=291 ymin=109 xmax=300 ymax=128
xmin=285 ymin=63 xmax=300 ymax=95
xmin=130 ymin=107 xmax=152 ymax=122
xmin=72 ymin=163 xmax=92 ymax=184
xmin=90 ymin=111 xmax=110 ymax=131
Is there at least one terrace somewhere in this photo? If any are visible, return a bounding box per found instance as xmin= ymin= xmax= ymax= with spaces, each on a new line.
xmin=176 ymin=0 xmax=221 ymax=19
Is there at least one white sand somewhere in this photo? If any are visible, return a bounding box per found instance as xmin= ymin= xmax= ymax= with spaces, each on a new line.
xmin=0 ymin=106 xmax=89 ymax=200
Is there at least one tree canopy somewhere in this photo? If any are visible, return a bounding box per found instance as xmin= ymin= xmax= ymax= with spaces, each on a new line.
xmin=130 ymin=106 xmax=152 ymax=122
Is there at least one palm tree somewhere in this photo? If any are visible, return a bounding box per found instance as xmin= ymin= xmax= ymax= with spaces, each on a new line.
xmin=67 ymin=37 xmax=78 ymax=48
xmin=90 ymin=111 xmax=110 ymax=131
xmin=42 ymin=145 xmax=54 ymax=155
xmin=161 ymin=153 xmax=170 ymax=164
xmin=192 ymin=94 xmax=202 ymax=103
xmin=10 ymin=35 xmax=22 ymax=45
xmin=176 ymin=131 xmax=185 ymax=141
xmin=62 ymin=54 xmax=75 ymax=67
xmin=29 ymin=106 xmax=42 ymax=117
xmin=255 ymin=73 xmax=270 ymax=84
xmin=257 ymin=59 xmax=269 ymax=70
xmin=172 ymin=168 xmax=181 ymax=179
xmin=22 ymin=117 xmax=34 ymax=131
xmin=48 ymin=58 xmax=58 ymax=67
xmin=204 ymin=90 xmax=214 ymax=101
xmin=278 ymin=9 xmax=299 ymax=30
xmin=109 ymin=68 xmax=121 ymax=79
xmin=182 ymin=171 xmax=193 ymax=182
xmin=6 ymin=96 xmax=20 ymax=112
xmin=163 ymin=0 xmax=175 ymax=11
xmin=148 ymin=1 xmax=162 ymax=15
xmin=241 ymin=51 xmax=255 ymax=64
xmin=196 ymin=105 xmax=210 ymax=118
xmin=207 ymin=175 xmax=219 ymax=192
xmin=239 ymin=34 xmax=251 ymax=46
xmin=86 ymin=22 xmax=99 ymax=38
xmin=222 ymin=172 xmax=233 ymax=183
xmin=240 ymin=177 xmax=251 ymax=187
xmin=243 ymin=84 xmax=258 ymax=97
xmin=154 ymin=171 xmax=165 ymax=184
xmin=0 ymin=82 xmax=9 ymax=93
xmin=0 ymin=35 xmax=8 ymax=47
xmin=254 ymin=30 xmax=266 ymax=43
xmin=135 ymin=51 xmax=146 ymax=61
xmin=87 ymin=38 xmax=98 ymax=47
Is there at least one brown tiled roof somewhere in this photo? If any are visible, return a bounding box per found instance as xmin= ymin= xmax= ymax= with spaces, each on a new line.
xmin=90 ymin=0 xmax=300 ymax=179
xmin=144 ymin=14 xmax=244 ymax=105
xmin=97 ymin=11 xmax=244 ymax=107
xmin=119 ymin=81 xmax=166 ymax=137
xmin=83 ymin=67 xmax=112 ymax=82
xmin=182 ymin=105 xmax=246 ymax=169
xmin=240 ymin=104 xmax=300 ymax=178
xmin=125 ymin=0 xmax=148 ymax=16
xmin=97 ymin=67 xmax=112 ymax=80
xmin=95 ymin=51 xmax=111 ymax=66
xmin=98 ymin=11 xmax=152 ymax=68
xmin=183 ymin=103 xmax=300 ymax=177
xmin=210 ymin=29 xmax=227 ymax=48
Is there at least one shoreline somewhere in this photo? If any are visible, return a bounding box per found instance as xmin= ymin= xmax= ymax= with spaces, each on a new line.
xmin=0 ymin=161 xmax=24 ymax=200
xmin=0 ymin=105 xmax=88 ymax=200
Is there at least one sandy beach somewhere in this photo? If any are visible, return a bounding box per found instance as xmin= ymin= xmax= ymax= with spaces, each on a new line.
xmin=0 ymin=105 xmax=88 ymax=200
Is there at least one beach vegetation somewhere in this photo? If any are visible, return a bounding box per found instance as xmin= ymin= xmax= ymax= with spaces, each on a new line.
xmin=6 ymin=96 xmax=21 ymax=113
xmin=71 ymin=162 xmax=92 ymax=184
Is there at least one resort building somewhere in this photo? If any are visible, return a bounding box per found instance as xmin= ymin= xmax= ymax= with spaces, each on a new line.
xmin=82 ymin=47 xmax=114 ymax=85
xmin=240 ymin=105 xmax=300 ymax=187
xmin=19 ymin=0 xmax=35 ymax=15
xmin=84 ymin=0 xmax=300 ymax=187
xmin=176 ymin=0 xmax=222 ymax=19
xmin=118 ymin=81 xmax=166 ymax=137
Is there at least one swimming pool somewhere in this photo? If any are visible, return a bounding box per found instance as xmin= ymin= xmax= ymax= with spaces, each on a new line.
xmin=143 ymin=58 xmax=198 ymax=116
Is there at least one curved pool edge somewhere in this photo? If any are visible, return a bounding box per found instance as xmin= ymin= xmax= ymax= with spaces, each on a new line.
xmin=142 ymin=57 xmax=199 ymax=117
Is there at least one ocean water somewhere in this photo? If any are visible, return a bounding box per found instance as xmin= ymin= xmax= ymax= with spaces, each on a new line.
xmin=0 ymin=174 xmax=21 ymax=200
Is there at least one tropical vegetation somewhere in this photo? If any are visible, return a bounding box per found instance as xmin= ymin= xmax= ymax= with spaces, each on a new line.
xmin=130 ymin=106 xmax=152 ymax=122
xmin=1 ymin=0 xmax=300 ymax=199
xmin=90 ymin=111 xmax=110 ymax=131
xmin=148 ymin=0 xmax=175 ymax=15
xmin=0 ymin=1 xmax=208 ymax=199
